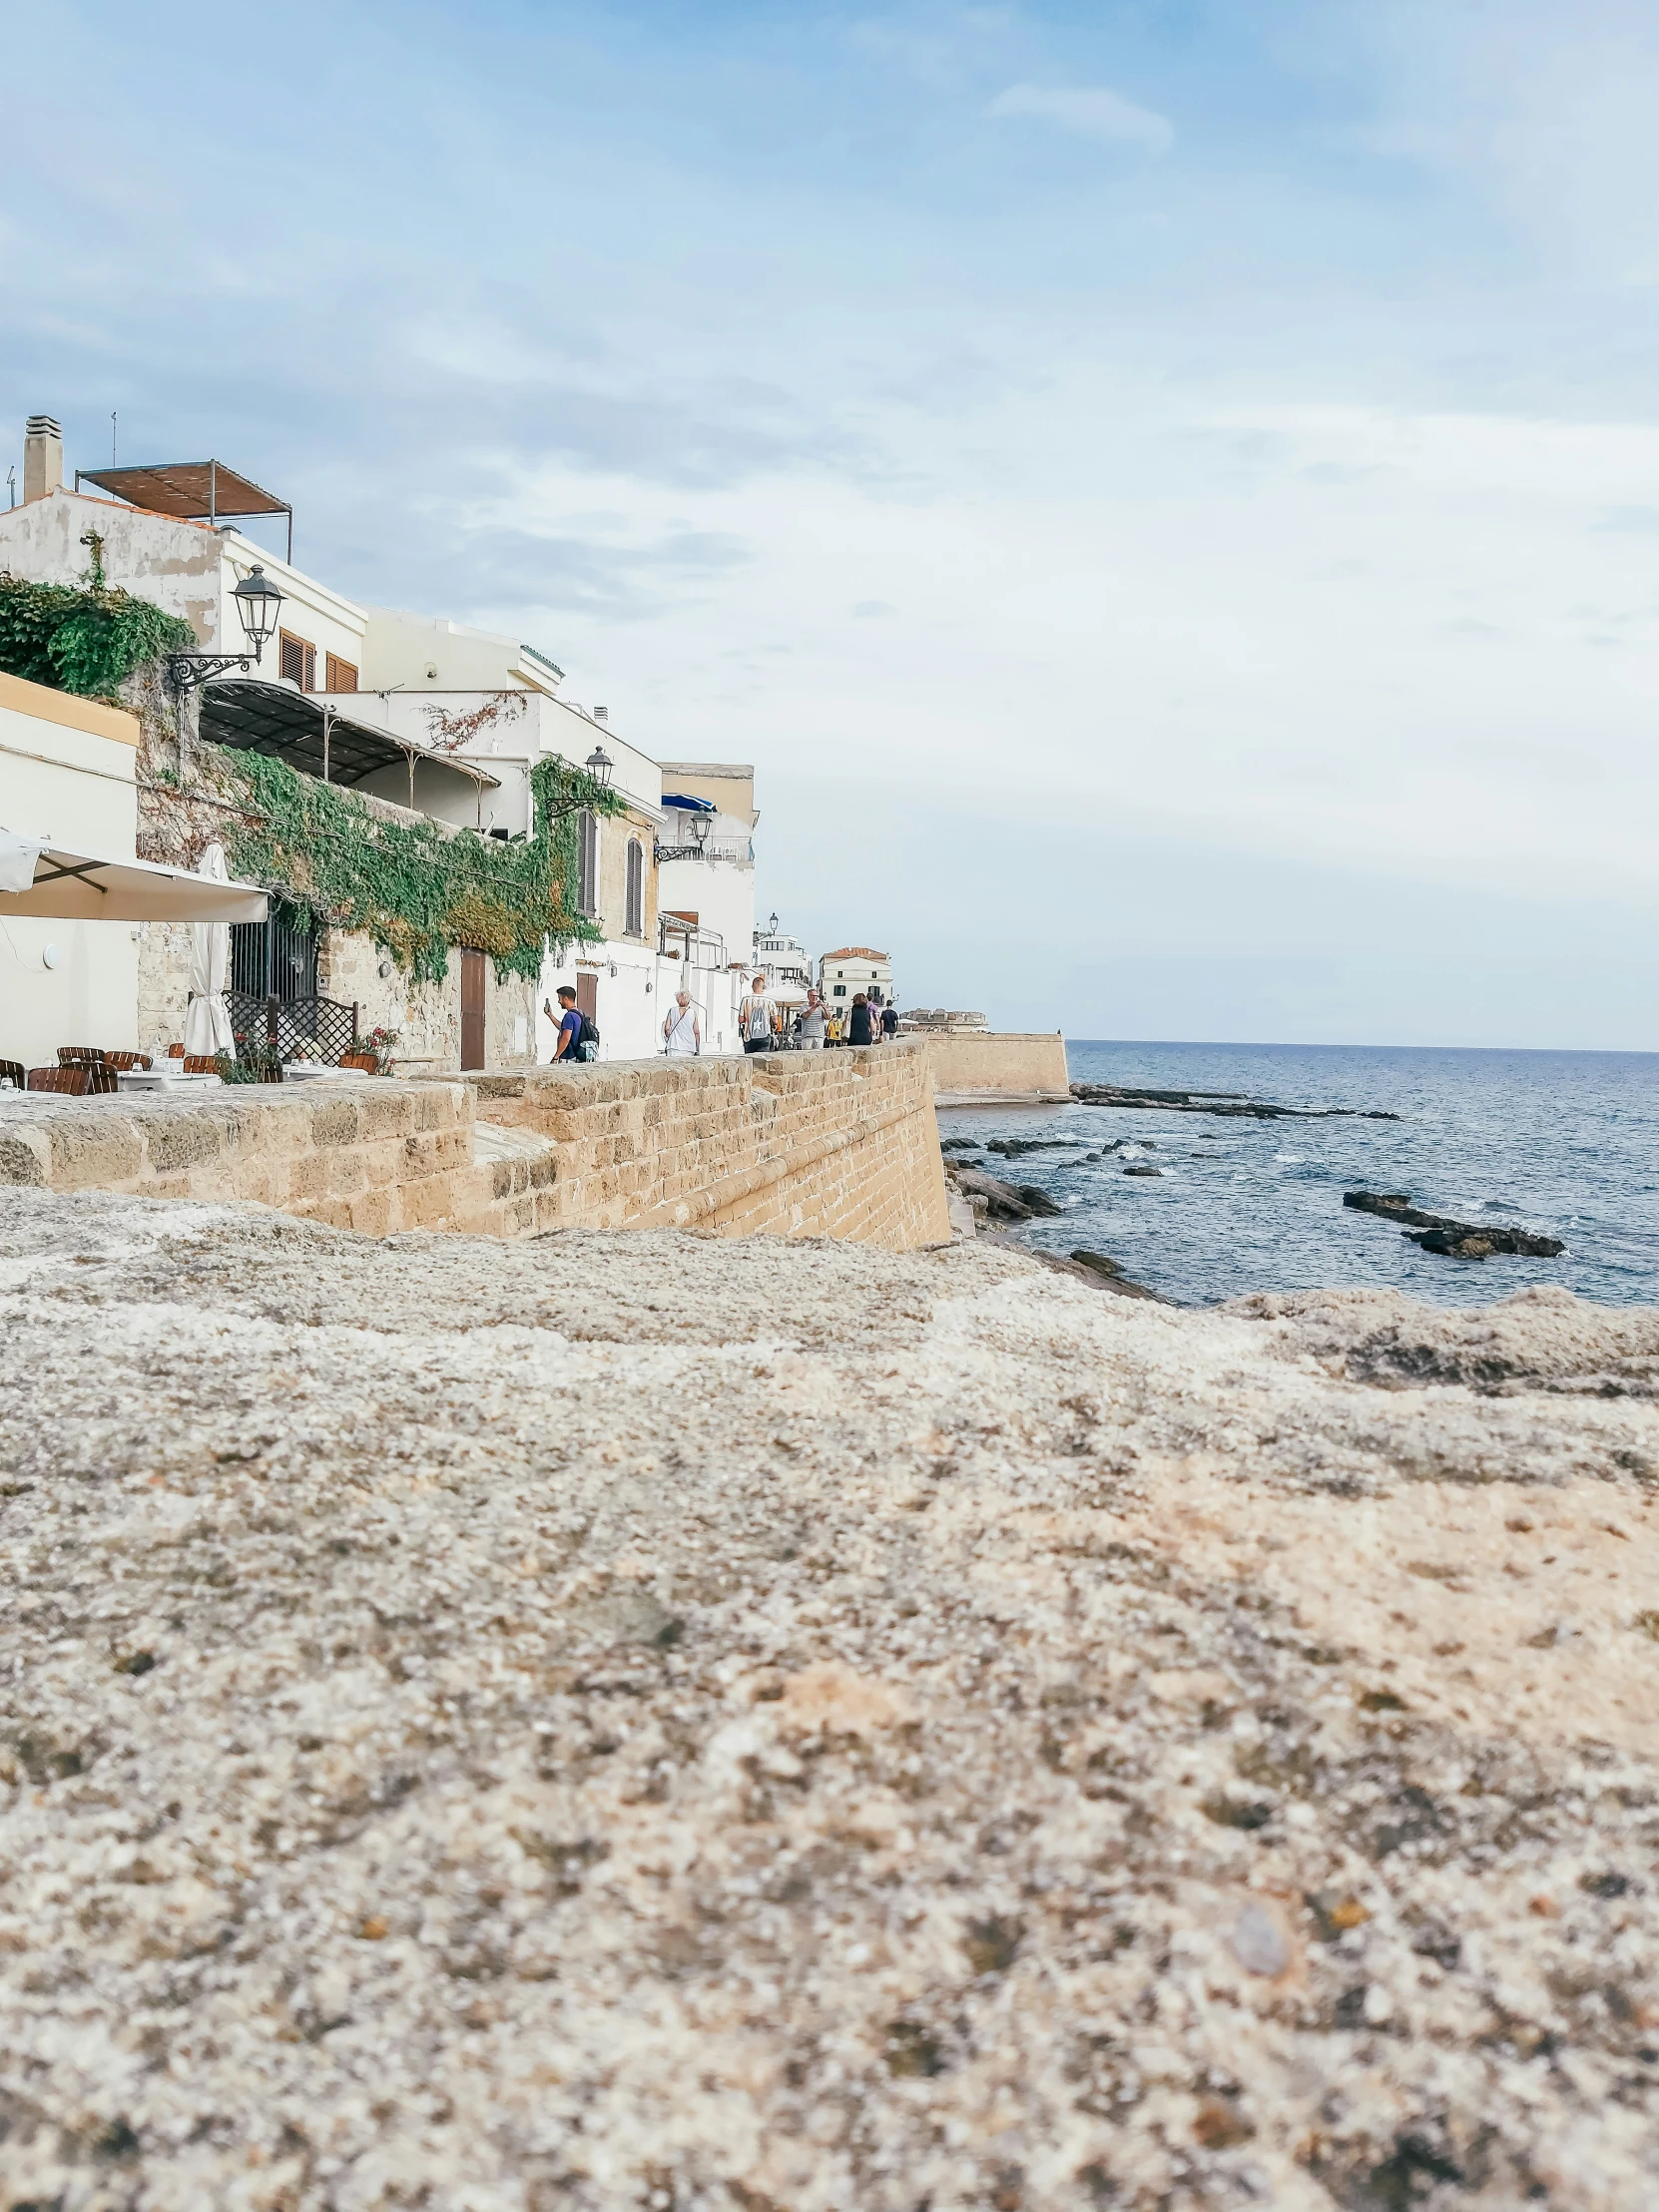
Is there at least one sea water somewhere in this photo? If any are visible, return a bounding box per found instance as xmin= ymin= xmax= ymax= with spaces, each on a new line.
xmin=935 ymin=1040 xmax=1659 ymax=1309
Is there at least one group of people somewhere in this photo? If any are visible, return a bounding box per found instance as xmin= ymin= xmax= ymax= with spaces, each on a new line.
xmin=547 ymin=977 xmax=903 ymax=1060
xmin=662 ymin=977 xmax=900 ymax=1056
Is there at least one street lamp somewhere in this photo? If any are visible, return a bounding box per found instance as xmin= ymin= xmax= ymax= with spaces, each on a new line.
xmin=585 ymin=745 xmax=614 ymax=788
xmin=768 ymin=911 xmax=780 ymax=935
xmin=166 ymin=562 xmax=286 ymax=693
xmin=689 ymin=812 xmax=711 ymax=850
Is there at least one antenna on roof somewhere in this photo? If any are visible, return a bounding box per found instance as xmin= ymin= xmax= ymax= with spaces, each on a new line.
xmin=111 ymin=411 xmax=117 ymax=466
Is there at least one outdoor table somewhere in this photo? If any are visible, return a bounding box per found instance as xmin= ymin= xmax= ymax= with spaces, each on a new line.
xmin=116 ymin=1070 xmax=224 ymax=1092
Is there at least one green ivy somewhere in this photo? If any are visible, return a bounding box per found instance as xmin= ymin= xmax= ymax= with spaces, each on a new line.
xmin=219 ymin=751 xmax=624 ymax=984
xmin=0 ymin=544 xmax=193 ymax=699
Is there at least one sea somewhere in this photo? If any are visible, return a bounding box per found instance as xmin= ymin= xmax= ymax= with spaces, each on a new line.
xmin=934 ymin=1040 xmax=1659 ymax=1310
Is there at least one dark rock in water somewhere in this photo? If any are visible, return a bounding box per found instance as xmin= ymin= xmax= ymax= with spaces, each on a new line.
xmin=1123 ymin=1166 xmax=1164 ymax=1179
xmin=953 ymin=1168 xmax=1040 ymax=1223
xmin=982 ymin=1236 xmax=1166 ymax=1302
xmin=1344 ymin=1190 xmax=1564 ymax=1259
xmin=1070 ymin=1082 xmax=1400 ymax=1123
xmin=1070 ymin=1249 xmax=1122 ymax=1278
xmin=939 ymin=1137 xmax=984 ymax=1154
xmin=985 ymin=1137 xmax=1087 ymax=1158
xmin=1012 ymin=1183 xmax=1063 ymax=1217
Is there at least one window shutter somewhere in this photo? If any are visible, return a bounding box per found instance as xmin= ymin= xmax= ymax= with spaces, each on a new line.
xmin=325 ymin=653 xmax=358 ymax=692
xmin=577 ymin=811 xmax=599 ymax=916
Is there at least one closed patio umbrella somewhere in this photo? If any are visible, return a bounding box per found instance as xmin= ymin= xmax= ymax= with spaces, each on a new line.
xmin=183 ymin=842 xmax=237 ymax=1057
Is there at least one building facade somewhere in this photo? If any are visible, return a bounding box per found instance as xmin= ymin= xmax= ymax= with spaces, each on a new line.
xmin=819 ymin=945 xmax=894 ymax=1009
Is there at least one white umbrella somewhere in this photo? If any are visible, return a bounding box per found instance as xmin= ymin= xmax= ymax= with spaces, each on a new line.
xmin=183 ymin=842 xmax=237 ymax=1056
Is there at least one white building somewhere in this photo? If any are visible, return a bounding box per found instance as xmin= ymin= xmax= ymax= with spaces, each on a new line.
xmin=0 ymin=418 xmax=764 ymax=1067
xmin=0 ymin=672 xmax=144 ymax=1069
xmin=752 ymin=913 xmax=814 ymax=1006
xmin=819 ymin=945 xmax=894 ymax=1009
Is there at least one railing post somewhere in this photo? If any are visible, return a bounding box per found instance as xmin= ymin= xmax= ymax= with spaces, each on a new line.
xmin=266 ymin=995 xmax=278 ymax=1055
xmin=352 ymin=1002 xmax=359 ymax=1046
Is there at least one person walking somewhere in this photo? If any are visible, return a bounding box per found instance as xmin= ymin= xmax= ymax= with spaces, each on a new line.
xmin=798 ymin=988 xmax=827 ymax=1050
xmin=741 ymin=974 xmax=773 ymax=1054
xmin=847 ymin=991 xmax=873 ymax=1047
xmin=663 ymin=990 xmax=701 ymax=1056
xmin=544 ymin=986 xmax=583 ymax=1062
xmin=880 ymin=1001 xmax=899 ymax=1042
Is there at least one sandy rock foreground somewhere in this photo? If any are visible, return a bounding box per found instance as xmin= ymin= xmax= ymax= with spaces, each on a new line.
xmin=3 ymin=1192 xmax=1659 ymax=2211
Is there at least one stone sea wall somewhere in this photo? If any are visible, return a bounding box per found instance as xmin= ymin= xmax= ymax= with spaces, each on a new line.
xmin=919 ymin=1028 xmax=1070 ymax=1100
xmin=0 ymin=1041 xmax=952 ymax=1252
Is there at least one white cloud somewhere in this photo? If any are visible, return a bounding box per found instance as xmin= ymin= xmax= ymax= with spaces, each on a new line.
xmin=988 ymin=81 xmax=1173 ymax=153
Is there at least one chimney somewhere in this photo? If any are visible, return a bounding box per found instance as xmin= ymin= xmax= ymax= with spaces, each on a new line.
xmin=593 ymin=705 xmax=608 ymax=722
xmin=23 ymin=415 xmax=63 ymax=503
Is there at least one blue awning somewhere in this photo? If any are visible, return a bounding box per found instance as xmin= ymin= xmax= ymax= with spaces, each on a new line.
xmin=662 ymin=793 xmax=717 ymax=813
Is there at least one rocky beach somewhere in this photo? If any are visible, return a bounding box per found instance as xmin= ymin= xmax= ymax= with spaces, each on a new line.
xmin=4 ymin=1187 xmax=1659 ymax=2208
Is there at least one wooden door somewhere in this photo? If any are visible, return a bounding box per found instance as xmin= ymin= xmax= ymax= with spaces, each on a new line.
xmin=460 ymin=948 xmax=486 ymax=1070
xmin=575 ymin=970 xmax=598 ymax=1041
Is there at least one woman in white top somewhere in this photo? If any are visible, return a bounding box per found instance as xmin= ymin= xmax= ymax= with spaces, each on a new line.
xmin=664 ymin=990 xmax=701 ymax=1055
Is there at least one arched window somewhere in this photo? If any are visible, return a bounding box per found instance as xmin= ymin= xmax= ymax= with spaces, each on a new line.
xmin=577 ymin=810 xmax=599 ymax=916
xmin=625 ymin=837 xmax=645 ymax=937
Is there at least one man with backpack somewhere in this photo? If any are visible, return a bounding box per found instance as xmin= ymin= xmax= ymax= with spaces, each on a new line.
xmin=544 ymin=985 xmax=600 ymax=1063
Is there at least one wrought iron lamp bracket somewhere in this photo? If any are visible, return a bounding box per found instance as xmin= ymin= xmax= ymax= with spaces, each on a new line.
xmin=654 ymin=842 xmax=706 ymax=863
xmin=166 ymin=651 xmax=256 ymax=695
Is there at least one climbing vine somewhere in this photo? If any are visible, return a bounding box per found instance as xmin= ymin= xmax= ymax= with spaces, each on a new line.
xmin=219 ymin=752 xmax=624 ymax=984
xmin=0 ymin=533 xmax=193 ymax=699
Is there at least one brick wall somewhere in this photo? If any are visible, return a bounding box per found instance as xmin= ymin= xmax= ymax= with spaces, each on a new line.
xmin=0 ymin=1042 xmax=952 ymax=1252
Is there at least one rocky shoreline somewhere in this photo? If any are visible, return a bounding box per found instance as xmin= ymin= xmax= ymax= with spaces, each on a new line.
xmin=3 ymin=1188 xmax=1657 ymax=2207
xmin=1070 ymin=1081 xmax=1402 ymax=1123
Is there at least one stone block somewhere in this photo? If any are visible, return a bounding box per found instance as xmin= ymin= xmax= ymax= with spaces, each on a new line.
xmin=0 ymin=1127 xmax=50 ymax=1187
xmin=309 ymin=1098 xmax=361 ymax=1150
xmin=45 ymin=1115 xmax=144 ymax=1191
xmin=357 ymin=1089 xmax=415 ymax=1141
xmin=145 ymin=1114 xmax=224 ymax=1174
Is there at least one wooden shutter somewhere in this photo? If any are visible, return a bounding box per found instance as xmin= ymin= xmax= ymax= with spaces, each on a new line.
xmin=625 ymin=838 xmax=644 ymax=936
xmin=577 ymin=811 xmax=599 ymax=916
xmin=325 ymin=653 xmax=358 ymax=692
xmin=279 ymin=632 xmax=316 ymax=690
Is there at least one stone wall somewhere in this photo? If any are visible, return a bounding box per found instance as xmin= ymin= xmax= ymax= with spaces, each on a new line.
xmin=457 ymin=1039 xmax=951 ymax=1248
xmin=918 ymin=1030 xmax=1070 ymax=1101
xmin=0 ymin=1041 xmax=952 ymax=1252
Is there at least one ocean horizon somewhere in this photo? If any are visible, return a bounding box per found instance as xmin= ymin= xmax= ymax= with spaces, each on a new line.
xmin=937 ymin=1036 xmax=1659 ymax=1308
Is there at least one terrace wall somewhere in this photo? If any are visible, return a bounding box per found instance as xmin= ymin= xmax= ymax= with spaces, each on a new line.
xmin=0 ymin=1041 xmax=951 ymax=1252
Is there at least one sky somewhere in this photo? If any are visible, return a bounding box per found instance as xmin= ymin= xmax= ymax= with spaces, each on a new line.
xmin=7 ymin=0 xmax=1659 ymax=1046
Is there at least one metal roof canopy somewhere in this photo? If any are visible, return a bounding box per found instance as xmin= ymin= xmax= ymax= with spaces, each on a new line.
xmin=74 ymin=459 xmax=293 ymax=561
xmin=199 ymin=679 xmax=500 ymax=821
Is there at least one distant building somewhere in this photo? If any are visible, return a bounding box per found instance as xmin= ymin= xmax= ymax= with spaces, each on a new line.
xmin=752 ymin=913 xmax=813 ymax=1005
xmin=819 ymin=945 xmax=892 ymax=1008
xmin=899 ymin=1007 xmax=988 ymax=1031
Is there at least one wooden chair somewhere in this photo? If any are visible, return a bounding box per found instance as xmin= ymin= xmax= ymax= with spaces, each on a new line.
xmin=0 ymin=1060 xmax=24 ymax=1092
xmin=182 ymin=1055 xmax=220 ymax=1075
xmin=104 ymin=1051 xmax=152 ymax=1072
xmin=57 ymin=1046 xmax=109 ymax=1066
xmin=167 ymin=1043 xmax=185 ymax=1058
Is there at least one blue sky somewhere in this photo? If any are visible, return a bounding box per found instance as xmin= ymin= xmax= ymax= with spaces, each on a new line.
xmin=9 ymin=1 xmax=1659 ymax=1044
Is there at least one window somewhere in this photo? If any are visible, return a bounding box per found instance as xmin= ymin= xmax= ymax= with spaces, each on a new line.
xmin=625 ymin=837 xmax=645 ymax=937
xmin=833 ymin=984 xmax=846 ymax=997
xmin=577 ymin=810 xmax=599 ymax=916
xmin=231 ymin=898 xmax=318 ymax=1000
xmin=325 ymin=652 xmax=358 ymax=692
xmin=279 ymin=631 xmax=316 ymax=690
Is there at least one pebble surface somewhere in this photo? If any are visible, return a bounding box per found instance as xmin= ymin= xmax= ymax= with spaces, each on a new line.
xmin=3 ymin=1188 xmax=1659 ymax=2210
